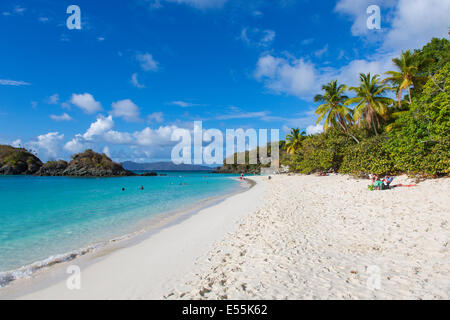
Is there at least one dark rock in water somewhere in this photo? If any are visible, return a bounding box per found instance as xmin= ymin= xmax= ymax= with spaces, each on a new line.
xmin=36 ymin=160 xmax=68 ymax=176
xmin=140 ymin=171 xmax=158 ymax=176
xmin=0 ymin=145 xmax=43 ymax=175
xmin=61 ymin=149 xmax=136 ymax=177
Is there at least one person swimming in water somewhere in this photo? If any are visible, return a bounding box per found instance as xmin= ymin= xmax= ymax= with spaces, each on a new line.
xmin=122 ymin=187 xmax=125 ymax=191
xmin=140 ymin=186 xmax=144 ymax=190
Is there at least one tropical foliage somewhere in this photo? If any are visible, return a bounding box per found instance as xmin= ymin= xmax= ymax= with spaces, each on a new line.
xmin=285 ymin=128 xmax=306 ymax=154
xmin=280 ymin=37 xmax=449 ymax=178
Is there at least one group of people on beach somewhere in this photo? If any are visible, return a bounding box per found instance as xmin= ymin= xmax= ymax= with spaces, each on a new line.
xmin=369 ymin=174 xmax=394 ymax=190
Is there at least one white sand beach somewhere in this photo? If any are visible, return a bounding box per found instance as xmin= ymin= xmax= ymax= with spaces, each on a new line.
xmin=1 ymin=175 xmax=449 ymax=300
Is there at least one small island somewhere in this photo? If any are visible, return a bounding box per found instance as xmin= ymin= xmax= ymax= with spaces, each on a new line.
xmin=0 ymin=147 xmax=137 ymax=177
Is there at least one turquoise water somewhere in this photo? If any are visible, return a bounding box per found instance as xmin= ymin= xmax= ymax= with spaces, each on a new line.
xmin=0 ymin=172 xmax=240 ymax=285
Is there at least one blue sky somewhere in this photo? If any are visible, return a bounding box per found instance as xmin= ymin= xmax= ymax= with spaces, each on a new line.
xmin=0 ymin=0 xmax=448 ymax=163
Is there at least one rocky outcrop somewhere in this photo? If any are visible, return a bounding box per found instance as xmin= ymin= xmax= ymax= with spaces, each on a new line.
xmin=36 ymin=160 xmax=68 ymax=176
xmin=140 ymin=171 xmax=158 ymax=176
xmin=0 ymin=145 xmax=43 ymax=175
xmin=61 ymin=149 xmax=136 ymax=177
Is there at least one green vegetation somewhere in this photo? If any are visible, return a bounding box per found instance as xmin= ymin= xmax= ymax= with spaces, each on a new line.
xmin=0 ymin=145 xmax=43 ymax=175
xmin=65 ymin=149 xmax=135 ymax=176
xmin=0 ymin=147 xmax=134 ymax=177
xmin=282 ymin=37 xmax=449 ymax=178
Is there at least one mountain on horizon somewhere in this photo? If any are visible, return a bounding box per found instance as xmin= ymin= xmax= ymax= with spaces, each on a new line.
xmin=122 ymin=161 xmax=214 ymax=171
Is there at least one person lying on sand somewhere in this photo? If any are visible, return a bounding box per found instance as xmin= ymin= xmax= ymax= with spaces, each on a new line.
xmin=373 ymin=178 xmax=383 ymax=190
xmin=382 ymin=175 xmax=394 ymax=190
xmin=369 ymin=173 xmax=376 ymax=186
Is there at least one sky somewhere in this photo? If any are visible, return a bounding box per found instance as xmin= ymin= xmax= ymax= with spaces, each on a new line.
xmin=0 ymin=0 xmax=449 ymax=163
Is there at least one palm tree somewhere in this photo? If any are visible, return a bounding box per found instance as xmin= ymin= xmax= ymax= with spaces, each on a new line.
xmin=285 ymin=128 xmax=306 ymax=154
xmin=345 ymin=73 xmax=394 ymax=135
xmin=314 ymin=80 xmax=360 ymax=143
xmin=383 ymin=50 xmax=429 ymax=106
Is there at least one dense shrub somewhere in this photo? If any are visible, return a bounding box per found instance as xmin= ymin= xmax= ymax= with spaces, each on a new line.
xmin=340 ymin=135 xmax=394 ymax=176
xmin=386 ymin=63 xmax=449 ymax=176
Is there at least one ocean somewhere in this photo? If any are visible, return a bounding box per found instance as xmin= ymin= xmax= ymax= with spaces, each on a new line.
xmin=0 ymin=172 xmax=241 ymax=286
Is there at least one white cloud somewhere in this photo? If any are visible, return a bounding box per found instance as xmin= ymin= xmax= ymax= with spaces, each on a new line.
xmin=133 ymin=126 xmax=178 ymax=147
xmin=314 ymin=44 xmax=329 ymax=58
xmin=136 ymin=53 xmax=159 ymax=72
xmin=103 ymin=146 xmax=111 ymax=157
xmin=64 ymin=115 xmax=115 ymax=153
xmin=240 ymin=28 xmax=276 ymax=47
xmin=255 ymin=54 xmax=317 ymax=99
xmin=301 ymin=38 xmax=315 ymax=45
xmin=50 ymin=113 xmax=73 ymax=121
xmin=97 ymin=37 xmax=105 ymax=42
xmin=83 ymin=115 xmax=114 ymax=141
xmin=165 ymin=0 xmax=227 ymax=9
xmin=334 ymin=0 xmax=396 ymax=37
xmin=382 ymin=0 xmax=450 ymax=52
xmin=169 ymin=100 xmax=204 ymax=107
xmin=14 ymin=6 xmax=26 ymax=14
xmin=64 ymin=136 xmax=86 ymax=154
xmin=55 ymin=113 xmax=193 ymax=160
xmin=0 ymin=79 xmax=30 ymax=86
xmin=12 ymin=139 xmax=22 ymax=147
xmin=111 ymin=99 xmax=141 ymax=122
xmin=103 ymin=130 xmax=133 ymax=144
xmin=131 ymin=73 xmax=146 ymax=88
xmin=39 ymin=17 xmax=49 ymax=22
xmin=306 ymin=124 xmax=324 ymax=135
xmin=70 ymin=93 xmax=102 ymax=114
xmin=148 ymin=112 xmax=164 ymax=123
xmin=30 ymin=132 xmax=64 ymax=160
xmin=216 ymin=110 xmax=269 ymax=120
xmin=47 ymin=93 xmax=59 ymax=105
xmin=335 ymin=0 xmax=449 ymax=52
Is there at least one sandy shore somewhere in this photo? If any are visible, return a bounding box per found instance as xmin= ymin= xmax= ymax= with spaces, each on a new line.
xmin=0 ymin=179 xmax=265 ymax=299
xmin=1 ymin=174 xmax=449 ymax=300
xmin=167 ymin=175 xmax=449 ymax=300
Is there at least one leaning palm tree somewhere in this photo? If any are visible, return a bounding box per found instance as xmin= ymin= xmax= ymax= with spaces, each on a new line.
xmin=383 ymin=50 xmax=429 ymax=106
xmin=314 ymin=80 xmax=359 ymax=143
xmin=345 ymin=73 xmax=394 ymax=135
xmin=285 ymin=128 xmax=306 ymax=154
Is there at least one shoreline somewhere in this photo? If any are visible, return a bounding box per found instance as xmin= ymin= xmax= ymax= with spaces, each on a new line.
xmin=0 ymin=176 xmax=251 ymax=294
xmin=168 ymin=174 xmax=449 ymax=300
xmin=0 ymin=177 xmax=262 ymax=299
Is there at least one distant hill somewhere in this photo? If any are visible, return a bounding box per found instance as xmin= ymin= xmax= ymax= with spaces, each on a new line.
xmin=37 ymin=149 xmax=136 ymax=177
xmin=122 ymin=161 xmax=213 ymax=171
xmin=0 ymin=145 xmax=43 ymax=175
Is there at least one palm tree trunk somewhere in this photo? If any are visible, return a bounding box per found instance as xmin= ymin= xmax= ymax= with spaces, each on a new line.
xmin=398 ymin=89 xmax=403 ymax=108
xmin=372 ymin=117 xmax=378 ymax=136
xmin=408 ymin=86 xmax=412 ymax=104
xmin=337 ymin=119 xmax=360 ymax=144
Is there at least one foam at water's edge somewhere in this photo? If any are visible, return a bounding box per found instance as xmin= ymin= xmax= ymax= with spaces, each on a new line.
xmin=0 ymin=234 xmax=131 ymax=288
xmin=0 ymin=177 xmax=250 ymax=289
